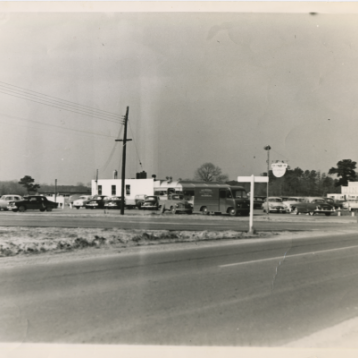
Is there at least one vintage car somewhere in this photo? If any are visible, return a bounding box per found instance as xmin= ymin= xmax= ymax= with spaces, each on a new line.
xmin=8 ymin=195 xmax=58 ymax=212
xmin=84 ymin=195 xmax=108 ymax=209
xmin=73 ymin=195 xmax=92 ymax=209
xmin=0 ymin=195 xmax=24 ymax=210
xmin=141 ymin=196 xmax=160 ymax=210
xmin=252 ymin=196 xmax=266 ymax=209
xmin=262 ymin=197 xmax=287 ymax=213
xmin=323 ymin=197 xmax=345 ymax=209
xmin=162 ymin=194 xmax=193 ymax=214
xmin=104 ymin=196 xmax=124 ymax=209
xmin=290 ymin=199 xmax=335 ymax=216
xmin=134 ymin=194 xmax=147 ymax=209
xmin=282 ymin=197 xmax=306 ymax=212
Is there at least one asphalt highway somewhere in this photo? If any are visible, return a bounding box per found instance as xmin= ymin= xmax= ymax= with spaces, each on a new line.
xmin=1 ymin=231 xmax=358 ymax=346
xmin=0 ymin=210 xmax=356 ymax=231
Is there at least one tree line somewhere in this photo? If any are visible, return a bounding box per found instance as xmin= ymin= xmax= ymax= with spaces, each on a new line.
xmin=0 ymin=176 xmax=90 ymax=196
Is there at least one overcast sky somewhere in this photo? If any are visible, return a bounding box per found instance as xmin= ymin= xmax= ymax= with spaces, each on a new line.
xmin=1 ymin=4 xmax=358 ymax=185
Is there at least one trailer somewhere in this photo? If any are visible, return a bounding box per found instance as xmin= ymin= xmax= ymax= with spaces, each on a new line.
xmin=180 ymin=181 xmax=250 ymax=216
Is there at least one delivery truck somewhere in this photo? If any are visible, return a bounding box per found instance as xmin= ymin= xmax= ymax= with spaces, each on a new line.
xmin=180 ymin=181 xmax=250 ymax=216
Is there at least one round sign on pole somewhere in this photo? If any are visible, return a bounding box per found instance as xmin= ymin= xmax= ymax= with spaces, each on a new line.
xmin=271 ymin=162 xmax=288 ymax=178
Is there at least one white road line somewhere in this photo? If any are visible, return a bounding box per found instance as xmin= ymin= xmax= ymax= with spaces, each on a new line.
xmin=219 ymin=244 xmax=358 ymax=268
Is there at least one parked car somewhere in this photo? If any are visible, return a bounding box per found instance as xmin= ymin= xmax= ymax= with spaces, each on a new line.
xmin=135 ymin=194 xmax=147 ymax=209
xmin=0 ymin=195 xmax=24 ymax=210
xmin=282 ymin=197 xmax=306 ymax=212
xmin=104 ymin=196 xmax=124 ymax=209
xmin=290 ymin=199 xmax=335 ymax=216
xmin=262 ymin=197 xmax=287 ymax=213
xmin=324 ymin=197 xmax=345 ymax=209
xmin=162 ymin=194 xmax=193 ymax=214
xmin=141 ymin=196 xmax=160 ymax=210
xmin=252 ymin=196 xmax=265 ymax=209
xmin=84 ymin=195 xmax=108 ymax=209
xmin=8 ymin=195 xmax=58 ymax=212
xmin=73 ymin=195 xmax=92 ymax=209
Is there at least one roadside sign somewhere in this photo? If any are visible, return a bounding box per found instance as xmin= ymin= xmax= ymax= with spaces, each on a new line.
xmin=237 ymin=176 xmax=268 ymax=183
xmin=271 ymin=162 xmax=288 ymax=178
xmin=237 ymin=175 xmax=268 ymax=234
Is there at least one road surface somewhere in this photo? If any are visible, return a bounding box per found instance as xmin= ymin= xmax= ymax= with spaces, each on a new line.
xmin=0 ymin=210 xmax=356 ymax=231
xmin=1 ymin=230 xmax=358 ymax=346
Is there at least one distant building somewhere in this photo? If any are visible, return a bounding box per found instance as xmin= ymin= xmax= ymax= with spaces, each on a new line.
xmin=341 ymin=181 xmax=358 ymax=200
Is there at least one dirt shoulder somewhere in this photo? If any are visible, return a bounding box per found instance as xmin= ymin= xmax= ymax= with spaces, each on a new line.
xmin=0 ymin=226 xmax=354 ymax=268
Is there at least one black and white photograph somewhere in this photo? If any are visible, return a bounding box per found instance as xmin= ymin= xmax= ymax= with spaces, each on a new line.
xmin=1 ymin=2 xmax=358 ymax=357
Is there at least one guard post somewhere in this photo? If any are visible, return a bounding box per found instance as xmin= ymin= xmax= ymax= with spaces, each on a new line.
xmin=238 ymin=175 xmax=269 ymax=234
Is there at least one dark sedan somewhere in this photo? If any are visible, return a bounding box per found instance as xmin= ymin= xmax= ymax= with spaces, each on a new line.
xmin=104 ymin=196 xmax=125 ymax=210
xmin=8 ymin=195 xmax=58 ymax=212
xmin=141 ymin=196 xmax=160 ymax=210
xmin=84 ymin=195 xmax=108 ymax=209
xmin=291 ymin=199 xmax=335 ymax=216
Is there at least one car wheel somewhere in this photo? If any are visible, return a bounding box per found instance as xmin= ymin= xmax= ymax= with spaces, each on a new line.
xmin=18 ymin=206 xmax=26 ymax=212
xmin=40 ymin=208 xmax=45 ymax=212
xmin=228 ymin=208 xmax=237 ymax=216
xmin=325 ymin=213 xmax=331 ymax=216
xmin=308 ymin=211 xmax=315 ymax=216
xmin=76 ymin=207 xmax=80 ymax=210
xmin=201 ymin=206 xmax=209 ymax=215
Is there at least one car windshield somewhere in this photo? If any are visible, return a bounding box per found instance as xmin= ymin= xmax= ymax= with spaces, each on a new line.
xmin=145 ymin=197 xmax=157 ymax=201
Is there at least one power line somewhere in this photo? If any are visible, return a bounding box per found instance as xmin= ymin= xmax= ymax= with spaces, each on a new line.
xmin=0 ymin=80 xmax=120 ymax=119
xmin=0 ymin=113 xmax=118 ymax=139
xmin=0 ymin=88 xmax=121 ymax=125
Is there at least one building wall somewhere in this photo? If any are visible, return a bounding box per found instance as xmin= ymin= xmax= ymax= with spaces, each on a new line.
xmin=341 ymin=182 xmax=358 ymax=199
xmin=91 ymin=179 xmax=155 ymax=205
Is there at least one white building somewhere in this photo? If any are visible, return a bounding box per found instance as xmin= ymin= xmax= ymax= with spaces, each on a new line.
xmin=92 ymin=178 xmax=184 ymax=205
xmin=341 ymin=181 xmax=358 ymax=201
xmin=91 ymin=178 xmax=156 ymax=206
xmin=327 ymin=181 xmax=358 ymax=201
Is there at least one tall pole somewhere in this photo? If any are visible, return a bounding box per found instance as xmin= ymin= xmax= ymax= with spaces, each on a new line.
xmin=264 ymin=145 xmax=271 ymax=217
xmin=115 ymin=107 xmax=132 ymax=215
xmin=249 ymin=175 xmax=254 ymax=234
xmin=54 ymin=179 xmax=57 ymax=204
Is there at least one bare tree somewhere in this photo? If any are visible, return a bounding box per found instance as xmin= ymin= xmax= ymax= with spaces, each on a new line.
xmin=194 ymin=163 xmax=229 ymax=182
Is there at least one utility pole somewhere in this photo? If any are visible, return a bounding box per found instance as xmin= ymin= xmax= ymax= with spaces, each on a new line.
xmin=116 ymin=106 xmax=132 ymax=215
xmin=264 ymin=145 xmax=271 ymax=217
xmin=54 ymin=179 xmax=57 ymax=204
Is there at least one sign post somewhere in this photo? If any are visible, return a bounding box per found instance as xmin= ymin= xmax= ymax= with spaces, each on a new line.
xmin=238 ymin=175 xmax=269 ymax=234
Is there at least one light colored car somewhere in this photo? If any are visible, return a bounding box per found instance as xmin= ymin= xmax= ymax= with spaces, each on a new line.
xmin=73 ymin=195 xmax=92 ymax=209
xmin=262 ymin=197 xmax=287 ymax=213
xmin=0 ymin=195 xmax=24 ymax=210
xmin=282 ymin=197 xmax=306 ymax=212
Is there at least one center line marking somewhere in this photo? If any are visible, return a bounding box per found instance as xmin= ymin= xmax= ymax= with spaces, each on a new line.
xmin=219 ymin=244 xmax=358 ymax=268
